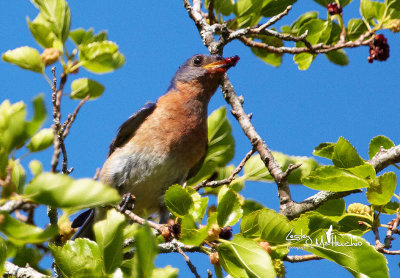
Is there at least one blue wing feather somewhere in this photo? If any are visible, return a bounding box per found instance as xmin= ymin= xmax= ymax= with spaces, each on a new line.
xmin=108 ymin=101 xmax=156 ymax=156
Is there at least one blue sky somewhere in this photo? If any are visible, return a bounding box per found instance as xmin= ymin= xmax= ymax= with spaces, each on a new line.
xmin=1 ymin=1 xmax=400 ymax=277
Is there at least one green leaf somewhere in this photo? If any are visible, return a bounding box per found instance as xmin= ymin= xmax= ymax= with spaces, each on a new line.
xmin=0 ymin=211 xmax=58 ymax=244
xmin=93 ymin=209 xmax=125 ymax=274
xmin=251 ymin=35 xmax=283 ymax=67
xmin=180 ymin=215 xmax=210 ymax=246
xmin=27 ymin=128 xmax=54 ymax=152
xmin=243 ymin=153 xmax=319 ymax=184
xmin=294 ymin=53 xmax=315 ymax=70
xmin=31 ymin=0 xmax=71 ymax=42
xmin=71 ymin=78 xmax=105 ymax=99
xmin=376 ymin=201 xmax=399 ymax=214
xmin=27 ymin=13 xmax=58 ymax=48
xmin=339 ymin=0 xmax=354 ymax=6
xmin=217 ymin=186 xmax=242 ymax=227
xmin=346 ymin=164 xmax=376 ymax=179
xmin=360 ymin=0 xmax=386 ymax=25
xmin=2 ymin=46 xmax=44 ymax=73
xmin=290 ymin=11 xmax=319 ymax=35
xmin=302 ymin=166 xmax=370 ymax=191
xmin=346 ymin=19 xmax=368 ymax=41
xmin=0 ymin=238 xmax=6 ymax=276
xmin=50 ymin=238 xmax=104 ymax=278
xmin=26 ymin=94 xmax=47 ymax=138
xmin=25 ymin=172 xmax=121 ymax=209
xmin=241 ymin=209 xmax=292 ymax=244
xmin=209 ymin=0 xmax=235 ymax=16
xmin=313 ymin=0 xmax=353 ymax=6
xmin=164 ymin=185 xmax=193 ymax=217
xmin=29 ymin=160 xmax=43 ymax=176
xmin=313 ymin=142 xmax=335 ymax=159
xmin=291 ymin=211 xmax=338 ymax=236
xmin=258 ymin=209 xmax=292 ymax=243
xmin=152 ymin=266 xmax=179 ymax=278
xmin=387 ymin=0 xmax=400 ymax=10
xmin=316 ymin=199 xmax=346 ymax=220
xmin=12 ymin=245 xmax=46 ymax=276
xmin=367 ymin=172 xmax=397 ymax=206
xmin=187 ymin=107 xmax=235 ymax=185
xmin=187 ymin=188 xmax=208 ymax=222
xmin=9 ymin=159 xmax=26 ymax=194
xmin=242 ymin=199 xmax=264 ymax=216
xmin=218 ymin=235 xmax=276 ymax=278
xmin=79 ymin=41 xmax=125 ymax=73
xmin=325 ymin=50 xmax=349 ymax=65
xmin=368 ymin=135 xmax=395 ymax=159
xmin=338 ymin=214 xmax=372 ymax=235
xmin=295 ymin=230 xmax=389 ymax=277
xmin=134 ymin=225 xmax=157 ymax=278
xmin=261 ymin=0 xmax=297 ymax=18
xmin=69 ymin=28 xmax=108 ymax=46
xmin=332 ymin=137 xmax=364 ymax=168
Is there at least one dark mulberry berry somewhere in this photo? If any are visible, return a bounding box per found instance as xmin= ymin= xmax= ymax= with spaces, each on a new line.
xmin=327 ymin=2 xmax=342 ymax=16
xmin=219 ymin=226 xmax=232 ymax=240
xmin=368 ymin=34 xmax=390 ymax=63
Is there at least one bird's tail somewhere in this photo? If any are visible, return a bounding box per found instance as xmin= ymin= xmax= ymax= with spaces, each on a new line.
xmin=71 ymin=209 xmax=95 ymax=240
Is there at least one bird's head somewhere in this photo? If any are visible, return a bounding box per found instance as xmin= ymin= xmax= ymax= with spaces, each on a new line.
xmin=168 ymin=54 xmax=239 ymax=99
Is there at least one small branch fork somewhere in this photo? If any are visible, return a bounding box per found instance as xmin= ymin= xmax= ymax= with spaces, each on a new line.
xmin=4 ymin=261 xmax=47 ymax=278
xmin=193 ymin=148 xmax=255 ymax=191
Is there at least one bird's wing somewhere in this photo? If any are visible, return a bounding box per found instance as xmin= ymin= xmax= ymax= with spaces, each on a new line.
xmin=108 ymin=101 xmax=156 ymax=156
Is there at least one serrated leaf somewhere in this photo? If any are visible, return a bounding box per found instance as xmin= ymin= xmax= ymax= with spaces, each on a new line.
xmin=27 ymin=128 xmax=54 ymax=152
xmin=71 ymin=78 xmax=105 ymax=99
xmin=368 ymin=135 xmax=395 ymax=159
xmin=207 ymin=0 xmax=234 ymax=16
xmin=134 ymin=225 xmax=157 ymax=278
xmin=180 ymin=214 xmax=210 ymax=246
xmin=291 ymin=211 xmax=338 ymax=236
xmin=187 ymin=107 xmax=235 ymax=185
xmin=27 ymin=13 xmax=58 ymax=48
xmin=251 ymin=35 xmax=283 ymax=67
xmin=302 ymin=166 xmax=370 ymax=191
xmin=326 ymin=50 xmax=349 ymax=65
xmin=218 ymin=235 xmax=276 ymax=278
xmin=242 ymin=199 xmax=264 ymax=216
xmin=360 ymin=0 xmax=386 ymax=25
xmin=50 ymin=238 xmax=104 ymax=278
xmin=152 ymin=266 xmax=179 ymax=278
xmin=217 ymin=186 xmax=242 ymax=227
xmin=367 ymin=172 xmax=397 ymax=206
xmin=313 ymin=142 xmax=335 ymax=159
xmin=376 ymin=201 xmax=399 ymax=214
xmin=79 ymin=41 xmax=125 ymax=73
xmin=292 ymin=230 xmax=389 ymax=277
xmin=261 ymin=0 xmax=297 ymax=18
xmin=164 ymin=185 xmax=193 ymax=217
xmin=31 ymin=0 xmax=71 ymax=42
xmin=346 ymin=19 xmax=368 ymax=41
xmin=2 ymin=47 xmax=44 ymax=73
xmin=187 ymin=188 xmax=208 ymax=222
xmin=241 ymin=209 xmax=292 ymax=243
xmin=70 ymin=28 xmax=108 ymax=46
xmin=332 ymin=137 xmax=364 ymax=168
xmin=9 ymin=159 xmax=26 ymax=194
xmin=346 ymin=164 xmax=376 ymax=180
xmin=0 ymin=211 xmax=58 ymax=244
xmin=294 ymin=53 xmax=315 ymax=70
xmin=93 ymin=209 xmax=125 ymax=274
xmin=25 ymin=172 xmax=121 ymax=209
xmin=29 ymin=160 xmax=43 ymax=176
xmin=316 ymin=199 xmax=346 ymax=219
xmin=338 ymin=214 xmax=372 ymax=235
xmin=291 ymin=11 xmax=319 ymax=35
xmin=243 ymin=152 xmax=318 ymax=184
xmin=12 ymin=245 xmax=45 ymax=276
xmin=0 ymin=238 xmax=6 ymax=276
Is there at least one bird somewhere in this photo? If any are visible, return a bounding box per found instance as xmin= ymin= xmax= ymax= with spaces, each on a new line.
xmin=72 ymin=54 xmax=239 ymax=238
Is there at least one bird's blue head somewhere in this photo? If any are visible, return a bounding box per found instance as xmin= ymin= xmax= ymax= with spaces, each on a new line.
xmin=167 ymin=54 xmax=239 ymax=93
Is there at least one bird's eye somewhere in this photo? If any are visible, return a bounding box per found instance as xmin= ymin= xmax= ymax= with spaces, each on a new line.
xmin=193 ymin=56 xmax=202 ymax=66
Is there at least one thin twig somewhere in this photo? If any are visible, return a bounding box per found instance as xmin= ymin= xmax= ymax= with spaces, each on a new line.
xmin=284 ymin=254 xmax=322 ymax=263
xmin=193 ymin=148 xmax=255 ymax=191
xmin=175 ymin=243 xmax=201 ymax=278
xmin=123 ymin=209 xmax=164 ymax=233
xmin=0 ymin=166 xmax=12 ymax=187
xmin=255 ymin=5 xmax=292 ymax=30
xmin=384 ymin=210 xmax=400 ymax=249
xmin=207 ymin=0 xmax=217 ymax=25
xmin=62 ymin=95 xmax=90 ymax=138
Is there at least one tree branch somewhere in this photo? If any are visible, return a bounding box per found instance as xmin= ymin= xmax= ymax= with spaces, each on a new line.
xmin=175 ymin=242 xmax=201 ymax=278
xmin=284 ymin=254 xmax=322 ymax=263
xmin=4 ymin=262 xmax=47 ymax=278
xmin=193 ymin=148 xmax=255 ymax=191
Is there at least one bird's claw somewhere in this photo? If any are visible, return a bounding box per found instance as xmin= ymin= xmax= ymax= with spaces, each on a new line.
xmin=119 ymin=193 xmax=135 ymax=213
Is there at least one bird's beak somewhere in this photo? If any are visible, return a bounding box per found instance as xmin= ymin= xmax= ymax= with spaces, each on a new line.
xmin=203 ymin=55 xmax=240 ymax=73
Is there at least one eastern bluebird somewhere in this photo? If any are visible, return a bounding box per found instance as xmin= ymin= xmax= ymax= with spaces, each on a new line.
xmin=73 ymin=54 xmax=239 ymax=238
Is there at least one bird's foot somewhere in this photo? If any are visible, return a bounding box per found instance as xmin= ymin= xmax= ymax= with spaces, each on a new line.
xmin=118 ymin=193 xmax=136 ymax=213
